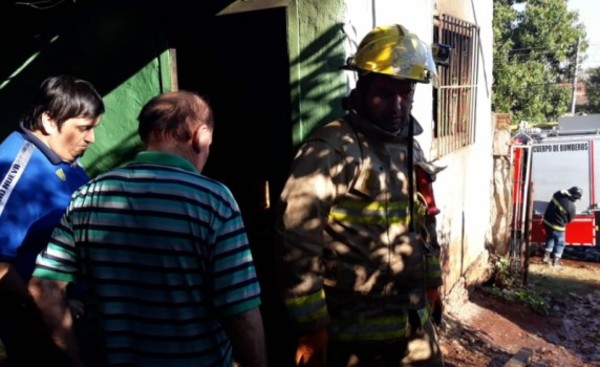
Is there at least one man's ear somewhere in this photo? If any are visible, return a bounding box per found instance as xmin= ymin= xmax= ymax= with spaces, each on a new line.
xmin=41 ymin=112 xmax=58 ymax=135
xmin=191 ymin=125 xmax=203 ymax=153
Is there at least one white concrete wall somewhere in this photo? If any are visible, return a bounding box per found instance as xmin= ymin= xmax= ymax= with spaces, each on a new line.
xmin=343 ymin=0 xmax=495 ymax=292
xmin=434 ymin=0 xmax=494 ymax=289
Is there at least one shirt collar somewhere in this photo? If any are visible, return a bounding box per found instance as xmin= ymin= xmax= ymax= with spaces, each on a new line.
xmin=18 ymin=122 xmax=63 ymax=165
xmin=131 ymin=151 xmax=199 ymax=173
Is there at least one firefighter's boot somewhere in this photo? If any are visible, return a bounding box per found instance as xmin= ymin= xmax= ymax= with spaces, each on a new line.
xmin=542 ymin=251 xmax=552 ymax=264
xmin=415 ymin=167 xmax=440 ymax=216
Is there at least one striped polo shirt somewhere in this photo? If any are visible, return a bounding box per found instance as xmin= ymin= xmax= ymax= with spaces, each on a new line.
xmin=32 ymin=151 xmax=262 ymax=366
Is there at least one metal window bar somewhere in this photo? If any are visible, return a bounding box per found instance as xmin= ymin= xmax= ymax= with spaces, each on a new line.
xmin=433 ymin=14 xmax=479 ymax=158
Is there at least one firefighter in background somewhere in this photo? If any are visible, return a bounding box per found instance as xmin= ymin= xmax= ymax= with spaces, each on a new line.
xmin=276 ymin=24 xmax=445 ymax=366
xmin=542 ymin=186 xmax=583 ymax=267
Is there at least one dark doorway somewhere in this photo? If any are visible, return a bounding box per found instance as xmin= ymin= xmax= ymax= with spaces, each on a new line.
xmin=175 ymin=6 xmax=295 ymax=366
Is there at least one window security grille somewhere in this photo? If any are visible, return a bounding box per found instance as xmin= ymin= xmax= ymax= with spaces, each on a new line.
xmin=433 ymin=14 xmax=479 ymax=158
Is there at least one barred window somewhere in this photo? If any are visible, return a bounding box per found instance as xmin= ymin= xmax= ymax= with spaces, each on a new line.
xmin=432 ymin=14 xmax=479 ymax=158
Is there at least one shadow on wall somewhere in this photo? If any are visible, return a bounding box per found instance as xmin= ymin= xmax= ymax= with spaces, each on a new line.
xmin=0 ymin=0 xmax=171 ymax=180
xmin=437 ymin=216 xmax=451 ymax=289
xmin=0 ymin=0 xmax=244 ymax=174
xmin=83 ymin=131 xmax=143 ymax=178
xmin=0 ymin=0 xmax=168 ymax=131
xmin=288 ymin=23 xmax=348 ymax=141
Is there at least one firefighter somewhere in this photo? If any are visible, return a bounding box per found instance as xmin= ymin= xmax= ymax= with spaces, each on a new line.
xmin=276 ymin=24 xmax=445 ymax=366
xmin=542 ymin=186 xmax=583 ymax=267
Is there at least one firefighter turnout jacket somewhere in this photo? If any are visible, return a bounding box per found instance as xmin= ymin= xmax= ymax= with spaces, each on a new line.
xmin=543 ymin=190 xmax=577 ymax=231
xmin=277 ymin=110 xmax=442 ymax=342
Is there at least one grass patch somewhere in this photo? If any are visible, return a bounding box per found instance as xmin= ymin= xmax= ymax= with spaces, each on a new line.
xmin=484 ymin=255 xmax=600 ymax=316
xmin=484 ymin=256 xmax=550 ymax=315
xmin=526 ymin=262 xmax=599 ymax=297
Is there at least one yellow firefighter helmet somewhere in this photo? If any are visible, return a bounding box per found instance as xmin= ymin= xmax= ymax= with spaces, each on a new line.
xmin=345 ymin=24 xmax=437 ymax=83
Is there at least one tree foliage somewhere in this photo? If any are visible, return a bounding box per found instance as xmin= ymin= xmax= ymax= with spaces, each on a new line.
xmin=493 ymin=0 xmax=586 ymax=125
xmin=581 ymin=67 xmax=600 ymax=113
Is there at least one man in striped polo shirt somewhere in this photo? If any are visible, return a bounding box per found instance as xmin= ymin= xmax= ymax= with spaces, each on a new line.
xmin=28 ymin=91 xmax=267 ymax=367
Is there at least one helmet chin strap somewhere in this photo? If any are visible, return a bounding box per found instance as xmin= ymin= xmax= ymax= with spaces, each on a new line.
xmin=407 ymin=104 xmax=415 ymax=233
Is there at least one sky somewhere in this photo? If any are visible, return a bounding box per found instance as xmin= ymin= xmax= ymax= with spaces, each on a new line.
xmin=567 ymin=0 xmax=600 ymax=69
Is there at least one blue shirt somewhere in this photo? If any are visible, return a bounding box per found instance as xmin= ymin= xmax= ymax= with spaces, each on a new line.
xmin=0 ymin=125 xmax=89 ymax=279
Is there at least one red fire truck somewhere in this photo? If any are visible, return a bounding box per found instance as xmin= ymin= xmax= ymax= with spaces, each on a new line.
xmin=513 ymin=119 xmax=600 ymax=248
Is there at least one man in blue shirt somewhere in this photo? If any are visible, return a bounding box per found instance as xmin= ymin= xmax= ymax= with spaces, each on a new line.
xmin=0 ymin=75 xmax=104 ymax=366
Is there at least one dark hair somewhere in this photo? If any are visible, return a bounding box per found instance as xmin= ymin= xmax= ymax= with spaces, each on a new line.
xmin=137 ymin=91 xmax=214 ymax=145
xmin=21 ymin=75 xmax=105 ymax=131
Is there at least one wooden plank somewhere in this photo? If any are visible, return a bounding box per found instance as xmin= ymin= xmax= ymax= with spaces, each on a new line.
xmin=216 ymin=0 xmax=289 ymax=16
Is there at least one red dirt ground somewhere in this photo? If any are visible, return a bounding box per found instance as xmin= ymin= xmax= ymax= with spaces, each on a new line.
xmin=439 ymin=257 xmax=600 ymax=367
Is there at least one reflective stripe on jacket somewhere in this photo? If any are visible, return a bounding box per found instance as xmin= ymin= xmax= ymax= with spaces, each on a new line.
xmin=543 ymin=191 xmax=576 ymax=231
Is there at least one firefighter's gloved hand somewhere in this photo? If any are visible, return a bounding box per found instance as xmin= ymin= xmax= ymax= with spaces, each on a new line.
xmin=426 ymin=286 xmax=443 ymax=326
xmin=296 ymin=328 xmax=328 ymax=367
